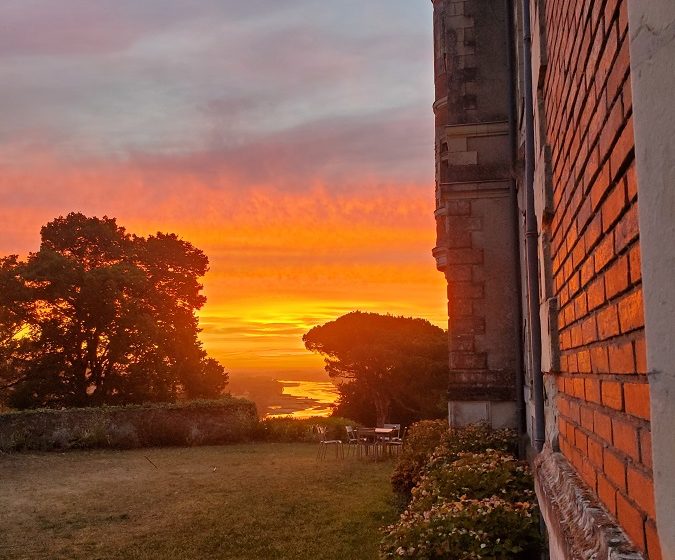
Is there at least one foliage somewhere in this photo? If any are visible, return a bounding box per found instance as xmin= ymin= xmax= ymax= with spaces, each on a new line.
xmin=256 ymin=416 xmax=357 ymax=442
xmin=0 ymin=213 xmax=227 ymax=409
xmin=303 ymin=311 xmax=448 ymax=426
xmin=380 ymin=496 xmax=541 ymax=560
xmin=0 ymin=396 xmax=256 ymax=452
xmin=423 ymin=423 xmax=519 ymax=476
xmin=409 ymin=450 xmax=534 ymax=513
xmin=384 ymin=423 xmax=539 ymax=559
xmin=391 ymin=419 xmax=449 ymax=497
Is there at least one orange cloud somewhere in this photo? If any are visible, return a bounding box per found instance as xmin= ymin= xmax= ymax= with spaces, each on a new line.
xmin=0 ymin=147 xmax=446 ymax=382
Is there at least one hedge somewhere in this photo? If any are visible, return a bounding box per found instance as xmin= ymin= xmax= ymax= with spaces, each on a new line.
xmin=0 ymin=397 xmax=258 ymax=451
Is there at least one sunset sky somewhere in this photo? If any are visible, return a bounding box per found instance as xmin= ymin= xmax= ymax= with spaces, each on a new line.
xmin=0 ymin=1 xmax=447 ymax=383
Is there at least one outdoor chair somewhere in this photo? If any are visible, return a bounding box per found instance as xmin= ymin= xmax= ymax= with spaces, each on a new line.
xmin=384 ymin=426 xmax=407 ymax=456
xmin=316 ymin=425 xmax=344 ymax=460
xmin=345 ymin=426 xmax=362 ymax=457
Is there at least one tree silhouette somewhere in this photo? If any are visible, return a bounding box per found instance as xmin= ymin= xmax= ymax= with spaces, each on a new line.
xmin=0 ymin=213 xmax=227 ymax=409
xmin=303 ymin=311 xmax=448 ymax=426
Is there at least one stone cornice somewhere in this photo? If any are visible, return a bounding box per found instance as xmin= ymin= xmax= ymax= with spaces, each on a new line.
xmin=534 ymin=446 xmax=645 ymax=560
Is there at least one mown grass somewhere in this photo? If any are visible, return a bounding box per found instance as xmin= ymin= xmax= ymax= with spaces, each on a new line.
xmin=0 ymin=443 xmax=398 ymax=560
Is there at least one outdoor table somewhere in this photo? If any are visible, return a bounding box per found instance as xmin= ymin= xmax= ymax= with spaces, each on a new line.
xmin=355 ymin=428 xmax=396 ymax=458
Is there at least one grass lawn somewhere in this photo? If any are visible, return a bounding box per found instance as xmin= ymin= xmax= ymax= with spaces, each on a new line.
xmin=0 ymin=443 xmax=399 ymax=560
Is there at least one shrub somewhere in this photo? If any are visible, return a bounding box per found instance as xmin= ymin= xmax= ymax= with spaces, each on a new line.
xmin=409 ymin=450 xmax=534 ymax=513
xmin=256 ymin=416 xmax=356 ymax=442
xmin=380 ymin=497 xmax=541 ymax=560
xmin=391 ymin=419 xmax=449 ymax=497
xmin=427 ymin=423 xmax=518 ymax=471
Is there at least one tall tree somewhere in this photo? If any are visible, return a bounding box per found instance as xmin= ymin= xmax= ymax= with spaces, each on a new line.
xmin=0 ymin=213 xmax=228 ymax=409
xmin=303 ymin=311 xmax=448 ymax=426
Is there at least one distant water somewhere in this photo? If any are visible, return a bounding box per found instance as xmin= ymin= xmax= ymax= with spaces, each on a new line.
xmin=266 ymin=380 xmax=339 ymax=418
xmin=228 ymin=375 xmax=339 ymax=418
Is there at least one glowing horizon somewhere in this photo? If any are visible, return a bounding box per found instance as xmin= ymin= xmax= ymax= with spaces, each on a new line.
xmin=0 ymin=1 xmax=445 ymax=385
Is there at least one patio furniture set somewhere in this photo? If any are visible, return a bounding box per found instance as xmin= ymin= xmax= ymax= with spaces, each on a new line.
xmin=316 ymin=424 xmax=406 ymax=460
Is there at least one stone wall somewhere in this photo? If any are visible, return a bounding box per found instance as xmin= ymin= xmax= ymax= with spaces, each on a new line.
xmin=432 ymin=0 xmax=520 ymax=429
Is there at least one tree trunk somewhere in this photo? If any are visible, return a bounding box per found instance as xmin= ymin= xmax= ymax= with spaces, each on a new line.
xmin=373 ymin=392 xmax=391 ymax=427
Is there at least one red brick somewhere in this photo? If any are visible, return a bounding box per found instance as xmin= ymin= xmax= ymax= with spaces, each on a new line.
xmin=605 ymin=255 xmax=629 ymax=299
xmin=581 ymin=316 xmax=597 ymax=344
xmin=646 ymin=521 xmax=663 ymax=560
xmin=588 ymin=436 xmax=603 ymax=467
xmin=610 ymin=118 xmax=635 ymax=179
xmin=575 ymin=428 xmax=588 ymax=453
xmin=588 ymin=277 xmax=606 ymax=310
xmin=594 ymin=234 xmax=614 ymax=272
xmin=590 ymin=345 xmax=610 ymax=373
xmin=602 ymin=182 xmax=627 ymax=232
xmin=584 ymin=212 xmax=603 ymax=249
xmin=585 ymin=378 xmax=601 ymax=404
xmin=625 ymin=163 xmax=638 ymax=201
xmin=571 ymin=237 xmax=587 ymax=270
xmin=598 ymin=474 xmax=617 ymax=514
xmin=627 ymin=466 xmax=656 ymax=519
xmin=599 ymin=96 xmax=624 ymax=155
xmin=640 ymin=430 xmax=653 ymax=470
xmin=614 ymin=203 xmax=640 ymax=253
xmin=580 ymin=258 xmax=595 ymax=287
xmin=594 ymin=409 xmax=613 ymax=442
xmin=560 ymin=354 xmax=569 ymax=372
xmin=574 ymin=292 xmax=588 ymax=319
xmin=618 ymin=289 xmax=644 ymax=333
xmin=577 ymin=350 xmax=592 ymax=373
xmin=571 ymin=324 xmax=583 ymax=348
xmin=634 ymin=337 xmax=647 ymax=374
xmin=607 ymin=39 xmax=630 ymax=107
xmin=590 ymin=162 xmax=611 ymax=211
xmin=616 ymin=493 xmax=646 ymax=552
xmin=602 ymin=381 xmax=623 ymax=410
xmin=568 ymin=271 xmax=581 ymax=296
xmin=613 ymin=417 xmax=640 ymax=460
xmin=597 ymin=305 xmax=620 ymax=339
xmin=608 ymin=340 xmax=635 ymax=374
xmin=624 ymin=383 xmax=650 ymax=420
xmin=628 ymin=245 xmax=641 ymax=284
xmin=604 ymin=448 xmax=626 ymax=490
xmin=580 ymin=406 xmax=594 ymax=431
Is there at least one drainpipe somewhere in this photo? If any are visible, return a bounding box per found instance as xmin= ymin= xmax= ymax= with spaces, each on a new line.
xmin=504 ymin=0 xmax=526 ymax=441
xmin=521 ymin=0 xmax=546 ymax=453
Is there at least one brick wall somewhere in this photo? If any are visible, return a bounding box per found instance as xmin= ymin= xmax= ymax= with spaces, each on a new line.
xmin=536 ymin=1 xmax=659 ymax=558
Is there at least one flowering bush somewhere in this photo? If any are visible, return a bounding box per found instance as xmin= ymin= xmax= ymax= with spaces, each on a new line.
xmin=380 ymin=497 xmax=541 ymax=560
xmin=430 ymin=423 xmax=518 ymax=468
xmin=384 ymin=424 xmax=539 ymax=559
xmin=410 ymin=450 xmax=534 ymax=513
xmin=391 ymin=421 xmax=517 ymax=499
xmin=391 ymin=419 xmax=449 ymax=497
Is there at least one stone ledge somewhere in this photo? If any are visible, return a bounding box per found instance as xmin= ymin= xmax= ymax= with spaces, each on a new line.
xmin=534 ymin=446 xmax=645 ymax=560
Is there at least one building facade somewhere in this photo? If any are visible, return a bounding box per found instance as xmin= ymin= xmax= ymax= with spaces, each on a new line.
xmin=431 ymin=1 xmax=675 ymax=558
